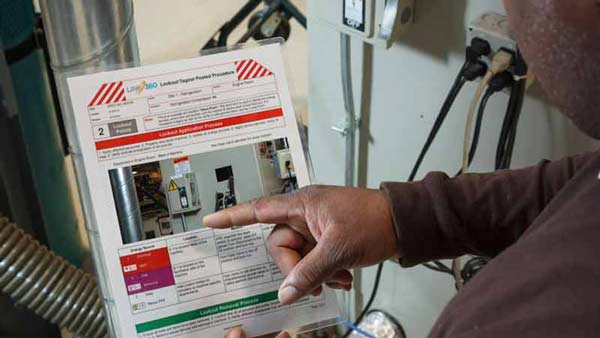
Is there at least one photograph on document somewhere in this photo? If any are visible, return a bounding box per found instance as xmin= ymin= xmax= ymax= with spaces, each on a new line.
xmin=108 ymin=137 xmax=297 ymax=244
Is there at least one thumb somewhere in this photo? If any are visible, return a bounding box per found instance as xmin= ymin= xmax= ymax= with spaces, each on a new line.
xmin=225 ymin=327 xmax=245 ymax=338
xmin=278 ymin=237 xmax=343 ymax=305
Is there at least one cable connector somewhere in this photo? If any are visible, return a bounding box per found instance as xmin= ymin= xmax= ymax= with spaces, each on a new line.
xmin=512 ymin=48 xmax=528 ymax=77
xmin=463 ymin=61 xmax=488 ymax=82
xmin=488 ymin=71 xmax=514 ymax=93
xmin=490 ymin=49 xmax=513 ymax=75
xmin=466 ymin=37 xmax=492 ymax=63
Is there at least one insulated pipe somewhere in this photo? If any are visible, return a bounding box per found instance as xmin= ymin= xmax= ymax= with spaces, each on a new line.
xmin=109 ymin=168 xmax=144 ymax=244
xmin=39 ymin=0 xmax=138 ymax=70
xmin=0 ymin=217 xmax=107 ymax=338
xmin=38 ymin=0 xmax=144 ymax=245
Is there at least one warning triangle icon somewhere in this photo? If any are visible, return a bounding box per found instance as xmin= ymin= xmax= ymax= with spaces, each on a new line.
xmin=168 ymin=180 xmax=179 ymax=191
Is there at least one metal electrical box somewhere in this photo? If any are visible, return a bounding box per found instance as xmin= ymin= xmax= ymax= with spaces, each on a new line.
xmin=273 ymin=149 xmax=294 ymax=179
xmin=165 ymin=173 xmax=201 ymax=215
xmin=312 ymin=0 xmax=415 ymax=48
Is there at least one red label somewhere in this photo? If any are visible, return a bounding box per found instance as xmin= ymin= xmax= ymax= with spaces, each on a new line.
xmin=120 ymin=247 xmax=171 ymax=276
xmin=173 ymin=156 xmax=189 ymax=164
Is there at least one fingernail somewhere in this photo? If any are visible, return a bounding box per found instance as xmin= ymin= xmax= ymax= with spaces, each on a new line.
xmin=278 ymin=285 xmax=301 ymax=304
xmin=202 ymin=213 xmax=217 ymax=226
xmin=276 ymin=331 xmax=290 ymax=338
xmin=226 ymin=327 xmax=244 ymax=338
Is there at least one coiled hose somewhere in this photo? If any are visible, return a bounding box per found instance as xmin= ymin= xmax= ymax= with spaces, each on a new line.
xmin=0 ymin=217 xmax=107 ymax=338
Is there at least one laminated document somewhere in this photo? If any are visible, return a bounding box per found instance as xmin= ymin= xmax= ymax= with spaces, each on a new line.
xmin=65 ymin=42 xmax=339 ymax=338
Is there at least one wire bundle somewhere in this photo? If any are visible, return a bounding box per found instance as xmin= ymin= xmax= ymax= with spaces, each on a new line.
xmin=344 ymin=41 xmax=529 ymax=336
xmin=496 ymin=49 xmax=528 ymax=170
xmin=343 ymin=39 xmax=492 ymax=337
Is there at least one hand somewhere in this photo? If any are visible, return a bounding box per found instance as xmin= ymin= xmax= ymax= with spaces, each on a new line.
xmin=204 ymin=185 xmax=398 ymax=305
xmin=224 ymin=327 xmax=290 ymax=338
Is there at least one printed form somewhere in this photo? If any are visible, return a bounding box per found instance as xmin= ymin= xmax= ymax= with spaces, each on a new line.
xmin=66 ymin=43 xmax=339 ymax=338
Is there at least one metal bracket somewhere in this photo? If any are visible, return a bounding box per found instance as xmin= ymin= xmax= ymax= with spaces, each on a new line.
xmin=331 ymin=117 xmax=361 ymax=137
xmin=378 ymin=0 xmax=415 ymax=46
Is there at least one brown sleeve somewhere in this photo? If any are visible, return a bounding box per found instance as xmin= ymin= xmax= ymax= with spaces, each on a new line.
xmin=381 ymin=151 xmax=597 ymax=267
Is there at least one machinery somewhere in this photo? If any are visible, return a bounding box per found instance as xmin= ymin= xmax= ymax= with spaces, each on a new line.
xmin=165 ymin=173 xmax=202 ymax=216
xmin=202 ymin=0 xmax=307 ymax=50
xmin=273 ymin=149 xmax=294 ymax=179
xmin=165 ymin=173 xmax=202 ymax=232
xmin=215 ymin=166 xmax=238 ymax=211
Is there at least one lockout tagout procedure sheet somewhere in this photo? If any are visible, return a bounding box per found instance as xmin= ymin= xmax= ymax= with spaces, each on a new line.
xmin=66 ymin=43 xmax=339 ymax=338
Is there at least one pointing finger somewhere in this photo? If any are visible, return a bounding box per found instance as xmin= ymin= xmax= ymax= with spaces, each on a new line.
xmin=203 ymin=192 xmax=304 ymax=229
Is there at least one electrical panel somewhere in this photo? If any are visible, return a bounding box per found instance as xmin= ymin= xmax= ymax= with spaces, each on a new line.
xmin=468 ymin=13 xmax=535 ymax=90
xmin=165 ymin=173 xmax=201 ymax=215
xmin=469 ymin=13 xmax=517 ymax=56
xmin=273 ymin=149 xmax=294 ymax=179
xmin=310 ymin=0 xmax=415 ymax=48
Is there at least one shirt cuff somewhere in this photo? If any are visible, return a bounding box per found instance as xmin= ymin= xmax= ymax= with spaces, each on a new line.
xmin=380 ymin=180 xmax=446 ymax=267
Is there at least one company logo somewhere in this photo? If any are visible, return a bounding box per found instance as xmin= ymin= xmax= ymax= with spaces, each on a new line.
xmin=127 ymin=81 xmax=159 ymax=95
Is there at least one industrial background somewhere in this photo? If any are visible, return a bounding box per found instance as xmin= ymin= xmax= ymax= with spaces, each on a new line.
xmin=0 ymin=1 xmax=596 ymax=338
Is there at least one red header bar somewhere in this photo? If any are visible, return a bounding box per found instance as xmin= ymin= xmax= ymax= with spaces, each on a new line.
xmin=95 ymin=108 xmax=284 ymax=150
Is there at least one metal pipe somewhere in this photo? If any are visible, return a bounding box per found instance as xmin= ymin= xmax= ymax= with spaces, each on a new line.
xmin=109 ymin=168 xmax=144 ymax=244
xmin=0 ymin=217 xmax=107 ymax=338
xmin=340 ymin=33 xmax=356 ymax=187
xmin=39 ymin=0 xmax=138 ymax=70
xmin=339 ymin=32 xmax=362 ymax=321
xmin=38 ymin=0 xmax=144 ymax=245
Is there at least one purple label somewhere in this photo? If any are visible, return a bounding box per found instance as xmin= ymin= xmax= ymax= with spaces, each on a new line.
xmin=124 ymin=266 xmax=175 ymax=295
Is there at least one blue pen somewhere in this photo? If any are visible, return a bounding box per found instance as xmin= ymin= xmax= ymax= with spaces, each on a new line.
xmin=340 ymin=319 xmax=378 ymax=338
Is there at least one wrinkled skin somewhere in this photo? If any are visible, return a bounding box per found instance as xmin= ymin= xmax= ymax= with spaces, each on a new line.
xmin=503 ymin=0 xmax=600 ymax=138
xmin=218 ymin=2 xmax=600 ymax=337
xmin=208 ymin=186 xmax=397 ymax=305
xmin=224 ymin=327 xmax=291 ymax=338
xmin=213 ymin=186 xmax=396 ymax=338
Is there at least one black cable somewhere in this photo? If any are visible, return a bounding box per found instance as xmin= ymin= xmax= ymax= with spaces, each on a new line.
xmin=423 ymin=262 xmax=454 ymax=275
xmin=495 ymin=87 xmax=519 ymax=169
xmin=469 ymin=89 xmax=494 ymax=165
xmin=408 ymin=72 xmax=467 ymax=181
xmin=496 ymin=49 xmax=528 ymax=170
xmin=409 ymin=60 xmax=488 ymax=182
xmin=500 ymin=79 xmax=526 ymax=169
xmin=432 ymin=260 xmax=453 ymax=273
xmin=461 ymin=256 xmax=490 ymax=284
xmin=343 ymin=40 xmax=491 ymax=334
xmin=467 ymin=71 xmax=515 ymax=169
xmin=411 ymin=62 xmax=487 ymax=275
xmin=454 ymin=89 xmax=493 ymax=177
xmin=341 ymin=263 xmax=384 ymax=338
xmin=408 ymin=70 xmax=465 ymax=275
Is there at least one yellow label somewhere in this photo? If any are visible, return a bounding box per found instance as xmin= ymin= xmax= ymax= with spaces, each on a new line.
xmin=168 ymin=180 xmax=178 ymax=191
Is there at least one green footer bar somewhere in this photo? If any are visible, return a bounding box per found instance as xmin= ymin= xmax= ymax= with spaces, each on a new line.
xmin=136 ymin=291 xmax=279 ymax=333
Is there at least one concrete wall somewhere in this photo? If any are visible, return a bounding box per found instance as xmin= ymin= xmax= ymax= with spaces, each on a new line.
xmin=306 ymin=0 xmax=597 ymax=337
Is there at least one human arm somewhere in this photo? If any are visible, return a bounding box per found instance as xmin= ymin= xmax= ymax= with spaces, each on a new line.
xmin=205 ymin=151 xmax=597 ymax=305
xmin=384 ymin=151 xmax=594 ymax=266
